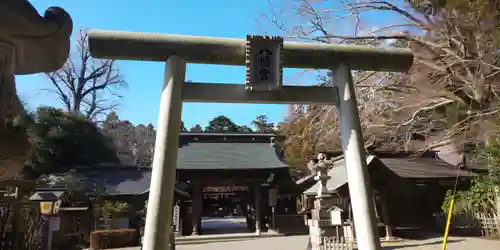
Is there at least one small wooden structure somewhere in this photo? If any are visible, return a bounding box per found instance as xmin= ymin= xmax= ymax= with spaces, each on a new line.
xmin=299 ymin=152 xmax=476 ymax=238
xmin=28 ymin=189 xmax=93 ymax=249
xmin=35 ymin=168 xmax=189 ymax=250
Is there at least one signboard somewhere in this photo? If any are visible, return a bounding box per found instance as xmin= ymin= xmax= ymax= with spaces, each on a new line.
xmin=245 ymin=35 xmax=283 ymax=91
xmin=268 ymin=189 xmax=278 ymax=207
xmin=203 ymin=186 xmax=248 ymax=193
xmin=204 ymin=193 xmax=235 ymax=200
xmin=49 ymin=217 xmax=60 ymax=231
xmin=172 ymin=204 xmax=180 ymax=232
xmin=329 ymin=206 xmax=343 ymax=226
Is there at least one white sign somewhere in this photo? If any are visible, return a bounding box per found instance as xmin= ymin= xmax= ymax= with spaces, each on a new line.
xmin=330 ymin=209 xmax=343 ymax=226
xmin=50 ymin=217 xmax=60 ymax=231
xmin=245 ymin=35 xmax=283 ymax=91
xmin=172 ymin=205 xmax=180 ymax=232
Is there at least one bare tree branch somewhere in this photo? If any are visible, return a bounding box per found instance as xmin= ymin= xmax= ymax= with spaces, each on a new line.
xmin=264 ymin=0 xmax=500 ymax=162
xmin=44 ymin=28 xmax=126 ymax=121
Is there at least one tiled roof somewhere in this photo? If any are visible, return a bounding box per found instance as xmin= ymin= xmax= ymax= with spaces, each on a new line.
xmin=37 ymin=167 xmax=189 ymax=197
xmin=303 ymin=156 xmax=375 ymax=195
xmin=177 ymin=142 xmax=287 ymax=170
xmin=36 ymin=134 xmax=286 ymax=194
xmin=380 ymin=157 xmax=474 ymax=179
xmin=29 ymin=190 xmax=65 ymax=201
xmin=303 ymin=155 xmax=476 ymax=195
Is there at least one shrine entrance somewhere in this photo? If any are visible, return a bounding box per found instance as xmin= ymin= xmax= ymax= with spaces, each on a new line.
xmin=175 ymin=132 xmax=294 ymax=236
xmin=202 ymin=185 xmax=248 ymax=217
xmin=88 ymin=30 xmax=413 ymax=250
xmin=201 ymin=185 xmax=250 ymax=235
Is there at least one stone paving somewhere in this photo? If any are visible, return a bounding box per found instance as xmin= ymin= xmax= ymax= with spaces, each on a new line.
xmin=117 ymin=235 xmax=500 ymax=250
xmin=177 ymin=235 xmax=500 ymax=250
xmin=120 ymin=217 xmax=500 ymax=250
xmin=199 ymin=216 xmax=249 ymax=235
xmin=381 ymin=236 xmax=500 ymax=250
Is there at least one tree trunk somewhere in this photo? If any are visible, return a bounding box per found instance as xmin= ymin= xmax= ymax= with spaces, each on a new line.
xmin=70 ymin=95 xmax=81 ymax=115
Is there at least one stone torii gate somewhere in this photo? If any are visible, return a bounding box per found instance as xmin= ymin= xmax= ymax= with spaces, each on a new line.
xmin=88 ymin=30 xmax=413 ymax=250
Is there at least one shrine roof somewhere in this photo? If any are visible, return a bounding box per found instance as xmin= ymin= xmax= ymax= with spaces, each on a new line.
xmin=177 ymin=135 xmax=287 ymax=170
xmin=37 ymin=166 xmax=189 ymax=197
xmin=178 ymin=132 xmax=282 ymax=144
xmin=303 ymin=155 xmax=476 ymax=196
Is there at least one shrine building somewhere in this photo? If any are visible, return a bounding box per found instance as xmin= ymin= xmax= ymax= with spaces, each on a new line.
xmin=175 ymin=132 xmax=298 ymax=235
xmin=33 ymin=132 xmax=301 ymax=237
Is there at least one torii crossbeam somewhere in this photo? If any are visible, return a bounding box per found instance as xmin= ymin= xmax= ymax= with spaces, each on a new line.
xmin=88 ymin=30 xmax=413 ymax=250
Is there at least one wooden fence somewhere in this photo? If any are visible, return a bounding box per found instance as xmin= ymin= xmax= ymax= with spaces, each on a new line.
xmin=321 ymin=237 xmax=354 ymax=250
xmin=0 ymin=202 xmax=42 ymax=250
xmin=433 ymin=212 xmax=500 ymax=236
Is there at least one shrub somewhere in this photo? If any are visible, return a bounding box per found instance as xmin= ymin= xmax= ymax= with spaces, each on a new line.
xmin=442 ymin=137 xmax=500 ymax=215
xmin=101 ymin=201 xmax=129 ymax=220
xmin=90 ymin=228 xmax=138 ymax=249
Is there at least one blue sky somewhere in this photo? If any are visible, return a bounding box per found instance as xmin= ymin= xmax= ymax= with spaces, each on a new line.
xmin=18 ymin=0 xmax=324 ymax=129
xmin=18 ymin=0 xmax=407 ymax=129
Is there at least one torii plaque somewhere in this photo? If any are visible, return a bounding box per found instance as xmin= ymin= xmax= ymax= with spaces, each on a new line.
xmin=88 ymin=30 xmax=413 ymax=250
xmin=245 ymin=35 xmax=283 ymax=91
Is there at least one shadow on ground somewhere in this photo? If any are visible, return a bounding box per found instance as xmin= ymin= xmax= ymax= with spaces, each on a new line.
xmin=179 ymin=238 xmax=259 ymax=246
xmin=202 ymin=227 xmax=251 ymax=235
xmin=200 ymin=217 xmax=251 ymax=235
xmin=383 ymin=239 xmax=464 ymax=249
xmin=392 ymin=227 xmax=445 ymax=240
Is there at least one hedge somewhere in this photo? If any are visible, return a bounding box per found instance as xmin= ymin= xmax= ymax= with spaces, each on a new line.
xmin=90 ymin=228 xmax=138 ymax=249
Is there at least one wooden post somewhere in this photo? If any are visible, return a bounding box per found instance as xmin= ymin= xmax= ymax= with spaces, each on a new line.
xmin=191 ymin=182 xmax=202 ymax=235
xmin=169 ymin=225 xmax=175 ymax=250
xmin=379 ymin=192 xmax=393 ymax=240
xmin=254 ymin=184 xmax=261 ymax=235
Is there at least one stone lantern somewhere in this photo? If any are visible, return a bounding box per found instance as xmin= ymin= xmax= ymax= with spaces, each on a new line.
xmin=311 ymin=153 xmax=336 ymax=226
xmin=309 ymin=153 xmax=339 ymax=250
xmin=314 ymin=153 xmax=333 ymax=200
